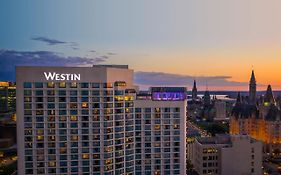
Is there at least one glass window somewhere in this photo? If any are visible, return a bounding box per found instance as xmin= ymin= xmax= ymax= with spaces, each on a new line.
xmin=70 ymin=82 xmax=77 ymax=88
xmin=81 ymin=90 xmax=89 ymax=96
xmin=59 ymin=82 xmax=66 ymax=88
xmin=23 ymin=82 xmax=32 ymax=88
xmin=24 ymin=90 xmax=32 ymax=96
xmin=35 ymin=90 xmax=43 ymax=96
xmin=35 ymin=82 xmax=43 ymax=88
xmin=81 ymin=83 xmax=89 ymax=88
xmin=92 ymin=83 xmax=100 ymax=88
xmin=47 ymin=82 xmax=55 ymax=88
xmin=58 ymin=90 xmax=66 ymax=96
xmin=70 ymin=90 xmax=77 ymax=96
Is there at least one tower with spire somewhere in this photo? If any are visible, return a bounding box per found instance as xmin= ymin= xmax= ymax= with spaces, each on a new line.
xmin=192 ymin=80 xmax=198 ymax=101
xmin=249 ymin=70 xmax=257 ymax=105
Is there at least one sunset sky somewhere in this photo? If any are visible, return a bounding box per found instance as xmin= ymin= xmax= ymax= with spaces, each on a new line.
xmin=1 ymin=0 xmax=281 ymax=90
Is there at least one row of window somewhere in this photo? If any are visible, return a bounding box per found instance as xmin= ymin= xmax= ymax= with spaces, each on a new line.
xmin=23 ymin=82 xmax=116 ymax=89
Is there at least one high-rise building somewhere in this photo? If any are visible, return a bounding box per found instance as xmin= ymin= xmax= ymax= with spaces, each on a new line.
xmin=0 ymin=81 xmax=16 ymax=113
xmin=188 ymin=134 xmax=262 ymax=175
xmin=249 ymin=70 xmax=257 ymax=105
xmin=17 ymin=66 xmax=136 ymax=175
xmin=134 ymin=87 xmax=187 ymax=175
xmin=16 ymin=66 xmax=188 ymax=175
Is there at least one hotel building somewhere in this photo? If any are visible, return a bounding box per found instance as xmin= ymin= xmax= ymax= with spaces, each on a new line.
xmin=189 ymin=134 xmax=262 ymax=175
xmin=16 ymin=66 xmax=187 ymax=175
xmin=134 ymin=87 xmax=187 ymax=175
xmin=16 ymin=65 xmax=136 ymax=175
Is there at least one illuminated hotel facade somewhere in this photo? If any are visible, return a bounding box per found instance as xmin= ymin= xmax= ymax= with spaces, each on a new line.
xmin=17 ymin=65 xmax=136 ymax=175
xmin=16 ymin=66 xmax=187 ymax=175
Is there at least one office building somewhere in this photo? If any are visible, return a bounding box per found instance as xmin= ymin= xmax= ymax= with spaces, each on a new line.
xmin=189 ymin=134 xmax=262 ymax=175
xmin=16 ymin=65 xmax=136 ymax=175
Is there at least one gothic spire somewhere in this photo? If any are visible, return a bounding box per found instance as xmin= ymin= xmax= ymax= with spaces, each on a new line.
xmin=192 ymin=80 xmax=198 ymax=101
xmin=264 ymin=85 xmax=275 ymax=105
xmin=249 ymin=70 xmax=257 ymax=104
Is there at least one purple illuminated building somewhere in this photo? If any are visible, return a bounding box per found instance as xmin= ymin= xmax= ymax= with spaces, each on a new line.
xmin=150 ymin=87 xmax=187 ymax=101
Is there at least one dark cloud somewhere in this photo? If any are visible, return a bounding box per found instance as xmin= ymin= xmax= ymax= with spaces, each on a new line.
xmin=31 ymin=37 xmax=67 ymax=45
xmin=89 ymin=50 xmax=96 ymax=53
xmin=135 ymin=71 xmax=247 ymax=89
xmin=0 ymin=49 xmax=108 ymax=81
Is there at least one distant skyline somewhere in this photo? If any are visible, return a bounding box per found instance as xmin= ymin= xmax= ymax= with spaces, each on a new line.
xmin=1 ymin=0 xmax=281 ymax=90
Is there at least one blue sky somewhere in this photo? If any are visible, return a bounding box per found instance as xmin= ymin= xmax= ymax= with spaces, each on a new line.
xmin=1 ymin=0 xmax=281 ymax=90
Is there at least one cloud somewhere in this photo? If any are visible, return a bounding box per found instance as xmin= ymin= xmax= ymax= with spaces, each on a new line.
xmin=135 ymin=71 xmax=248 ymax=90
xmin=0 ymin=49 xmax=108 ymax=81
xmin=107 ymin=52 xmax=117 ymax=56
xmin=31 ymin=37 xmax=68 ymax=45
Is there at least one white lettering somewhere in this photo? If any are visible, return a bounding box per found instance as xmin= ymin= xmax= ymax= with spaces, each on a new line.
xmin=74 ymin=74 xmax=80 ymax=81
xmin=44 ymin=72 xmax=81 ymax=81
xmin=44 ymin=72 xmax=56 ymax=80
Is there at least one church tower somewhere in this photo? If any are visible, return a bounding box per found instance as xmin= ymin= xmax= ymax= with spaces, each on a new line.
xmin=192 ymin=80 xmax=198 ymax=101
xmin=249 ymin=70 xmax=257 ymax=104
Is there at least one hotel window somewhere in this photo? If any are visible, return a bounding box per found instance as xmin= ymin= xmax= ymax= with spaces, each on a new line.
xmin=59 ymin=116 xmax=66 ymax=121
xmin=70 ymin=82 xmax=77 ymax=88
xmin=24 ymin=97 xmax=32 ymax=102
xmin=81 ymin=90 xmax=89 ymax=96
xmin=59 ymin=97 xmax=66 ymax=102
xmin=81 ymin=97 xmax=89 ymax=102
xmin=70 ymin=97 xmax=77 ymax=102
xmin=81 ymin=102 xmax=88 ymax=108
xmin=35 ymin=82 xmax=43 ymax=88
xmin=59 ymin=103 xmax=66 ymax=108
xmin=24 ymin=103 xmax=32 ymax=109
xmin=92 ymin=83 xmax=100 ymax=88
xmin=92 ymin=90 xmax=100 ymax=96
xmin=81 ymin=83 xmax=89 ymax=88
xmin=47 ymin=90 xmax=55 ymax=96
xmin=59 ymin=82 xmax=66 ymax=88
xmin=70 ymin=90 xmax=77 ymax=96
xmin=47 ymin=82 xmax=55 ymax=88
xmin=24 ymin=90 xmax=32 ymax=96
xmin=174 ymin=108 xmax=180 ymax=112
xmin=47 ymin=97 xmax=55 ymax=102
xmin=23 ymin=82 xmax=32 ymax=88
xmin=70 ymin=115 xmax=78 ymax=121
xmin=58 ymin=90 xmax=66 ymax=96
xmin=36 ymin=97 xmax=43 ymax=102
xmin=81 ymin=110 xmax=89 ymax=115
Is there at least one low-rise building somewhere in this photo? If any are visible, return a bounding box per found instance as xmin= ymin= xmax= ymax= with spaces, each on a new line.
xmin=189 ymin=134 xmax=262 ymax=175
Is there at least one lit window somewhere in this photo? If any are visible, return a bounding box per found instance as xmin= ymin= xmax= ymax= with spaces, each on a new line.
xmin=81 ymin=103 xmax=88 ymax=108
xmin=70 ymin=82 xmax=77 ymax=88
xmin=37 ymin=136 xmax=44 ymax=141
xmin=71 ymin=135 xmax=78 ymax=141
xmin=82 ymin=154 xmax=89 ymax=159
xmin=47 ymin=82 xmax=55 ymax=88
xmin=48 ymin=161 xmax=56 ymax=167
xmin=58 ymin=82 xmax=65 ymax=88
xmin=70 ymin=116 xmax=78 ymax=121
xmin=155 ymin=125 xmax=161 ymax=130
